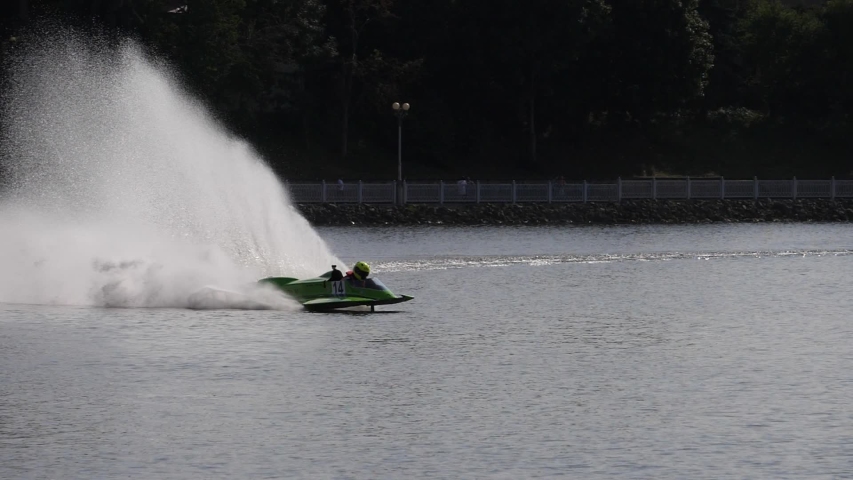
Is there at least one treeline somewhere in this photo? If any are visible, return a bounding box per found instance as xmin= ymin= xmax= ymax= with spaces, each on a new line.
xmin=1 ymin=0 xmax=851 ymax=180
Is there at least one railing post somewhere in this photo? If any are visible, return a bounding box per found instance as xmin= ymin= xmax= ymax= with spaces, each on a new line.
xmin=721 ymin=176 xmax=725 ymax=199
xmin=321 ymin=180 xmax=326 ymax=203
xmin=439 ymin=180 xmax=444 ymax=204
xmin=392 ymin=180 xmax=397 ymax=205
xmin=476 ymin=180 xmax=481 ymax=204
xmin=686 ymin=176 xmax=691 ymax=200
xmin=831 ymin=176 xmax=836 ymax=200
xmin=652 ymin=177 xmax=657 ymax=200
xmin=583 ymin=180 xmax=588 ymax=203
xmin=792 ymin=176 xmax=797 ymax=199
xmin=403 ymin=179 xmax=408 ymax=205
xmin=358 ymin=180 xmax=363 ymax=204
xmin=547 ymin=180 xmax=552 ymax=203
xmin=617 ymin=177 xmax=622 ymax=202
xmin=753 ymin=176 xmax=759 ymax=200
xmin=512 ymin=180 xmax=517 ymax=204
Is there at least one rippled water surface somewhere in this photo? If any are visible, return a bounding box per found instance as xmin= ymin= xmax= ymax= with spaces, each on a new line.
xmin=3 ymin=223 xmax=853 ymax=479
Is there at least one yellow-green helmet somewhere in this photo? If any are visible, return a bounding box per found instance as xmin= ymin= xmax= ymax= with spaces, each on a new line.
xmin=353 ymin=261 xmax=371 ymax=280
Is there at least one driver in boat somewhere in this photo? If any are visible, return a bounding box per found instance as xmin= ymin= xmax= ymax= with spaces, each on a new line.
xmin=345 ymin=261 xmax=371 ymax=285
xmin=329 ymin=265 xmax=343 ymax=281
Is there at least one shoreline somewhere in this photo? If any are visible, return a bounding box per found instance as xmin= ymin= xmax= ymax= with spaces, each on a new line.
xmin=297 ymin=199 xmax=853 ymax=226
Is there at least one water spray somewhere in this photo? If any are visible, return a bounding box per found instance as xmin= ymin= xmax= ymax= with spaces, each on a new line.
xmin=0 ymin=27 xmax=341 ymax=308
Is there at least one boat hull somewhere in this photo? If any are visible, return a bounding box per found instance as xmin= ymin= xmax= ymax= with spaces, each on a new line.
xmin=258 ymin=273 xmax=413 ymax=312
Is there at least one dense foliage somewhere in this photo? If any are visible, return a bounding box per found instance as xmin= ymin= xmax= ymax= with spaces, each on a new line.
xmin=1 ymin=0 xmax=851 ymax=179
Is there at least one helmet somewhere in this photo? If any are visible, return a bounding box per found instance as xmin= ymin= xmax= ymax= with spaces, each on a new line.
xmin=352 ymin=261 xmax=371 ymax=280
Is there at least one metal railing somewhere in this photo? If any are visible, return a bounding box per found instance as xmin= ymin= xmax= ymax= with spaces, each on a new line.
xmin=286 ymin=177 xmax=852 ymax=204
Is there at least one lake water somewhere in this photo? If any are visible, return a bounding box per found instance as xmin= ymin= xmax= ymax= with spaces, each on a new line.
xmin=3 ymin=223 xmax=853 ymax=479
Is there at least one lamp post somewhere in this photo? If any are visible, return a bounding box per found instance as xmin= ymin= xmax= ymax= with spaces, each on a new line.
xmin=392 ymin=101 xmax=410 ymax=206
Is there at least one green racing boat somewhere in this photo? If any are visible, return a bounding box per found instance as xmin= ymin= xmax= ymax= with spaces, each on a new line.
xmin=259 ymin=263 xmax=413 ymax=312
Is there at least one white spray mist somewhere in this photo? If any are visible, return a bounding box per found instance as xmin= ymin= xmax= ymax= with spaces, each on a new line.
xmin=0 ymin=28 xmax=342 ymax=308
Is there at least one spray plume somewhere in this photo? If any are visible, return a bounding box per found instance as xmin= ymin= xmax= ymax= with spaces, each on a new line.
xmin=0 ymin=26 xmax=341 ymax=308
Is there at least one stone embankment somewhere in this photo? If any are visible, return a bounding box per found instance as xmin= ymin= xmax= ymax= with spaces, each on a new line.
xmin=297 ymin=199 xmax=853 ymax=226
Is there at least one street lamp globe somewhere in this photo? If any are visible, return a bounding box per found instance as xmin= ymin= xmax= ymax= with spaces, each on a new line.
xmin=402 ymin=103 xmax=410 ymax=111
xmin=392 ymin=102 xmax=401 ymax=110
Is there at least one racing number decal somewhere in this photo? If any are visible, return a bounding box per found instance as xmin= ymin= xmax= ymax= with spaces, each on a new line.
xmin=331 ymin=280 xmax=345 ymax=297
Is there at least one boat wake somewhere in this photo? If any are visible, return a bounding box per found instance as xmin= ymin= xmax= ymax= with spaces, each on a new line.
xmin=186 ymin=286 xmax=301 ymax=311
xmin=372 ymin=249 xmax=853 ymax=272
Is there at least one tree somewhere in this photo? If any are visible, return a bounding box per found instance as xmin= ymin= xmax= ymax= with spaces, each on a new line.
xmin=603 ymin=0 xmax=714 ymax=119
xmin=505 ymin=0 xmax=611 ymax=165
xmin=698 ymin=0 xmax=755 ymax=110
xmin=740 ymin=0 xmax=823 ymax=115
xmin=324 ymin=0 xmax=393 ymax=160
xmin=448 ymin=0 xmax=611 ymax=167
xmin=818 ymin=0 xmax=853 ymax=115
xmin=236 ymin=0 xmax=332 ymax=115
xmin=174 ymin=0 xmax=246 ymax=108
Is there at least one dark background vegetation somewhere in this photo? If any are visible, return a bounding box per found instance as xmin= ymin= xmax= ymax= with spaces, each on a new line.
xmin=1 ymin=0 xmax=851 ymax=181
